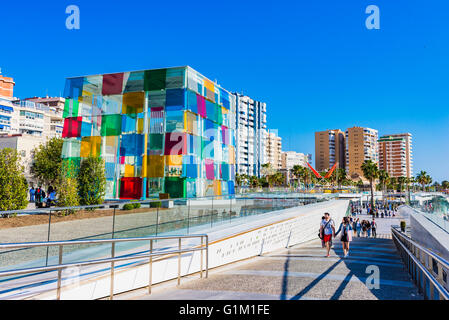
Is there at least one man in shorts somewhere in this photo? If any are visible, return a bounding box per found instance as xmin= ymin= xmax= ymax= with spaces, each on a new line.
xmin=320 ymin=212 xmax=335 ymax=257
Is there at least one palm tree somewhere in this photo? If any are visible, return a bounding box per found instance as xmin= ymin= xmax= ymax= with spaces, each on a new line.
xmin=442 ymin=180 xmax=449 ymax=190
xmin=291 ymin=165 xmax=304 ymax=190
xmin=416 ymin=171 xmax=428 ymax=192
xmin=361 ymin=160 xmax=379 ymax=214
xmin=378 ymin=169 xmax=389 ymax=203
xmin=397 ymin=176 xmax=407 ymax=192
xmin=388 ymin=177 xmax=397 ymax=192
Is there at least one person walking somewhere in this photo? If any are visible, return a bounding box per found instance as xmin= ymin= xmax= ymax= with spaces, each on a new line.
xmin=355 ymin=218 xmax=362 ymax=237
xmin=319 ymin=212 xmax=335 ymax=257
xmin=335 ymin=217 xmax=353 ymax=258
xmin=371 ymin=219 xmax=377 ymax=238
xmin=29 ymin=187 xmax=35 ymax=203
xmin=35 ymin=186 xmax=42 ymax=207
xmin=366 ymin=220 xmax=372 ymax=238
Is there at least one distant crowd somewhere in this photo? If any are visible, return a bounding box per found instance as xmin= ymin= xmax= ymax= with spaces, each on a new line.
xmin=29 ymin=186 xmax=57 ymax=208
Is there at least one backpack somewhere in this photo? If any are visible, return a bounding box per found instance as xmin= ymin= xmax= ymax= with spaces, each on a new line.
xmin=319 ymin=219 xmax=332 ymax=239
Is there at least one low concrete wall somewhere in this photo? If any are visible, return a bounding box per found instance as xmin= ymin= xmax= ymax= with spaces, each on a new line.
xmin=32 ymin=200 xmax=349 ymax=300
xmin=399 ymin=206 xmax=449 ymax=261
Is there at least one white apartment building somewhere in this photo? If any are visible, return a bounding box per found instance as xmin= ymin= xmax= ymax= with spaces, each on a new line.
xmin=281 ymin=151 xmax=309 ymax=170
xmin=265 ymin=130 xmax=282 ymax=170
xmin=233 ymin=93 xmax=267 ymax=177
xmin=0 ymin=97 xmax=64 ymax=138
xmin=0 ymin=91 xmax=64 ymax=185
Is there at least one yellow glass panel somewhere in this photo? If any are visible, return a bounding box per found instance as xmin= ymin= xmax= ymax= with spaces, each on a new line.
xmin=184 ymin=111 xmax=197 ymax=135
xmin=166 ymin=155 xmax=182 ymax=166
xmin=124 ymin=164 xmax=134 ymax=177
xmin=137 ymin=118 xmax=144 ymax=133
xmin=229 ymin=145 xmax=235 ymax=164
xmin=80 ymin=139 xmax=91 ymax=158
xmin=122 ymin=92 xmax=144 ymax=114
xmin=213 ymin=180 xmax=222 ymax=196
xmin=204 ymin=79 xmax=214 ymax=92
xmin=147 ymin=155 xmax=164 ymax=178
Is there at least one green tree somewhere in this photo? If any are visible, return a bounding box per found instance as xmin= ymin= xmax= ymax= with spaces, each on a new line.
xmin=77 ymin=156 xmax=106 ymax=205
xmin=416 ymin=171 xmax=430 ymax=192
xmin=442 ymin=180 xmax=449 ymax=190
xmin=0 ymin=148 xmax=28 ymax=211
xmin=397 ymin=176 xmax=407 ymax=192
xmin=361 ymin=160 xmax=379 ymax=213
xmin=56 ymin=159 xmax=80 ymax=210
xmin=30 ymin=137 xmax=64 ymax=186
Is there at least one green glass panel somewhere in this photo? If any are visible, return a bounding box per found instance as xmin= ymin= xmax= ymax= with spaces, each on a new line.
xmin=100 ymin=114 xmax=122 ymax=136
xmin=63 ymin=99 xmax=79 ymax=118
xmin=164 ymin=177 xmax=186 ymax=198
xmin=144 ymin=69 xmax=167 ymax=91
xmin=149 ymin=134 xmax=163 ymax=150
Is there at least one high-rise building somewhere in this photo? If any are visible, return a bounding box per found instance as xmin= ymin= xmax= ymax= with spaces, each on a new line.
xmin=265 ymin=130 xmax=282 ymax=169
xmin=378 ymin=133 xmax=413 ymax=178
xmin=315 ymin=129 xmax=345 ymax=171
xmin=281 ymin=151 xmax=308 ymax=170
xmin=61 ymin=66 xmax=237 ymax=199
xmin=233 ymin=93 xmax=267 ymax=177
xmin=345 ymin=126 xmax=378 ymax=180
xmin=0 ymin=73 xmax=15 ymax=99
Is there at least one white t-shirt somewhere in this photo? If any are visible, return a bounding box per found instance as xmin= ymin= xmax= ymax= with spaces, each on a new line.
xmin=321 ymin=219 xmax=334 ymax=235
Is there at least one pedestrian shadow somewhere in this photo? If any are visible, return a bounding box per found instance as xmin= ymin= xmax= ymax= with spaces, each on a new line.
xmin=289 ymin=259 xmax=343 ymax=300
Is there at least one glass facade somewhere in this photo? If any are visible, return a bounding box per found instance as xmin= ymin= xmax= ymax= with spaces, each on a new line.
xmin=61 ymin=66 xmax=236 ymax=199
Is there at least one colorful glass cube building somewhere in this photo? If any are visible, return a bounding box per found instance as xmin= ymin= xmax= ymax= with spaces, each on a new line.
xmin=61 ymin=66 xmax=236 ymax=199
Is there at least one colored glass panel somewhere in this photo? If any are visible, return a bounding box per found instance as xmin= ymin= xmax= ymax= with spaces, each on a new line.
xmin=122 ymin=91 xmax=144 ymax=114
xmin=144 ymin=69 xmax=167 ymax=91
xmin=123 ymin=71 xmax=144 ymax=93
xmin=62 ymin=117 xmax=82 ymax=138
xmin=147 ymin=155 xmax=164 ymax=178
xmin=64 ymin=77 xmax=84 ymax=99
xmin=63 ymin=99 xmax=79 ymax=118
xmin=164 ymin=177 xmax=185 ymax=198
xmin=119 ymin=177 xmax=142 ymax=199
xmin=100 ymin=114 xmax=122 ymax=136
xmin=102 ymin=73 xmax=124 ymax=95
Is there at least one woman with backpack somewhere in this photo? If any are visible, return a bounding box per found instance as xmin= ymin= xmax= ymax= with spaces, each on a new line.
xmin=335 ymin=216 xmax=353 ymax=258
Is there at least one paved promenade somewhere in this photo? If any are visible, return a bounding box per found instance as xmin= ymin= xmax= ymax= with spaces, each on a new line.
xmin=132 ymin=210 xmax=422 ymax=300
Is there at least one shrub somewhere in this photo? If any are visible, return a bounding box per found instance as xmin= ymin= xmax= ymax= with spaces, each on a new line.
xmin=0 ymin=148 xmax=28 ymax=211
xmin=133 ymin=203 xmax=141 ymax=209
xmin=77 ymin=156 xmax=106 ymax=206
xmin=150 ymin=201 xmax=161 ymax=208
xmin=123 ymin=203 xmax=134 ymax=210
xmin=400 ymin=220 xmax=406 ymax=232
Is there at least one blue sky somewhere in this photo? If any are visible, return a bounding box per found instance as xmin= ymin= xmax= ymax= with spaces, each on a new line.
xmin=1 ymin=0 xmax=448 ymax=181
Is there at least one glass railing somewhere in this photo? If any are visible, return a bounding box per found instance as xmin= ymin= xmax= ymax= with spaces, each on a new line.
xmin=410 ymin=195 xmax=449 ymax=233
xmin=0 ymin=193 xmax=331 ymax=273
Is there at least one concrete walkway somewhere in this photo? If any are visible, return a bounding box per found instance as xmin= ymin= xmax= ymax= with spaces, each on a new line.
xmin=133 ymin=210 xmax=422 ymax=300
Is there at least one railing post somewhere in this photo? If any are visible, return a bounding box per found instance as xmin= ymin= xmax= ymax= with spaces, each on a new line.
xmin=200 ymin=236 xmax=203 ymax=279
xmin=206 ymin=235 xmax=209 ymax=279
xmin=56 ymin=245 xmax=63 ymax=300
xmin=177 ymin=238 xmax=181 ymax=286
xmin=110 ymin=242 xmax=115 ymax=300
xmin=187 ymin=200 xmax=190 ymax=235
xmin=155 ymin=207 xmax=159 ymax=236
xmin=148 ymin=239 xmax=153 ymax=294
xmin=210 ymin=197 xmax=214 ymax=228
xmin=46 ymin=210 xmax=52 ymax=267
xmin=112 ymin=207 xmax=116 ymax=239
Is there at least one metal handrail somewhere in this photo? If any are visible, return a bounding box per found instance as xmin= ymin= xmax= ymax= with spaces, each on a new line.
xmin=0 ymin=234 xmax=209 ymax=300
xmin=391 ymin=227 xmax=449 ymax=300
